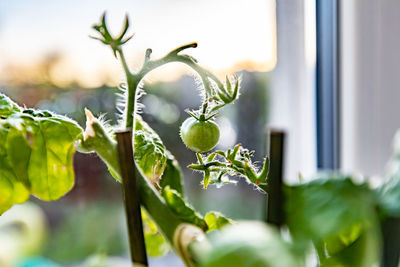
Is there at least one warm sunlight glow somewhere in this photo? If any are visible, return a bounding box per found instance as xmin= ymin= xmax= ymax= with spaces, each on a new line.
xmin=0 ymin=0 xmax=276 ymax=87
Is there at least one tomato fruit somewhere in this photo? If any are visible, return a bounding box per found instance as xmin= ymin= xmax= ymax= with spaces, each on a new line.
xmin=180 ymin=117 xmax=220 ymax=152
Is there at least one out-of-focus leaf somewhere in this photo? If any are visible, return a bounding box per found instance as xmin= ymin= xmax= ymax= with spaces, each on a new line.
xmin=142 ymin=209 xmax=170 ymax=257
xmin=0 ymin=95 xmax=83 ymax=214
xmin=204 ymin=211 xmax=232 ymax=232
xmin=285 ymin=174 xmax=381 ymax=267
xmin=43 ymin=204 xmax=125 ymax=262
xmin=134 ymin=116 xmax=167 ymax=184
xmin=196 ymin=222 xmax=304 ymax=267
xmin=378 ymin=130 xmax=400 ymax=216
xmin=159 ymin=151 xmax=184 ymax=194
xmin=286 ymin=175 xmax=376 ymax=240
xmin=161 ymin=186 xmax=207 ymax=231
xmin=324 ymin=223 xmax=363 ymax=256
xmin=320 ymin=227 xmax=380 ymax=267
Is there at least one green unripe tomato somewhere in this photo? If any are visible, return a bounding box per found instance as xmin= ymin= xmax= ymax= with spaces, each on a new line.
xmin=180 ymin=117 xmax=220 ymax=152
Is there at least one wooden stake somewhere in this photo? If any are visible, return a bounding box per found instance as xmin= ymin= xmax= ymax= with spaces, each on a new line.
xmin=381 ymin=217 xmax=400 ymax=267
xmin=116 ymin=130 xmax=148 ymax=266
xmin=265 ymin=130 xmax=285 ymax=228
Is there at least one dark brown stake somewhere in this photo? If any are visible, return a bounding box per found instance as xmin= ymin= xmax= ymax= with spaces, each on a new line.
xmin=116 ymin=130 xmax=148 ymax=266
xmin=381 ymin=217 xmax=400 ymax=267
xmin=265 ymin=130 xmax=285 ymax=228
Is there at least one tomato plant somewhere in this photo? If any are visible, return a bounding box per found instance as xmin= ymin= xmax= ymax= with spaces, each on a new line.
xmin=1 ymin=11 xmax=400 ymax=267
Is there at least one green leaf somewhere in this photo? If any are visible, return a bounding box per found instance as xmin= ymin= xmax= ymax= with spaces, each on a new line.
xmin=6 ymin=127 xmax=31 ymax=185
xmin=204 ymin=211 xmax=232 ymax=232
xmin=324 ymin=223 xmax=363 ymax=256
xmin=0 ymin=174 xmax=17 ymax=214
xmin=0 ymin=96 xmax=83 ymax=214
xmin=28 ymin=117 xmax=81 ymax=200
xmin=320 ymin=227 xmax=381 ymax=267
xmin=0 ymin=128 xmax=30 ymax=213
xmin=196 ymin=222 xmax=303 ymax=267
xmin=159 ymin=151 xmax=184 ymax=195
xmin=285 ymin=174 xmax=381 ymax=266
xmin=134 ymin=117 xmax=167 ymax=184
xmin=161 ymin=186 xmax=207 ymax=230
xmin=142 ymin=209 xmax=170 ymax=257
xmin=286 ymin=175 xmax=376 ymax=240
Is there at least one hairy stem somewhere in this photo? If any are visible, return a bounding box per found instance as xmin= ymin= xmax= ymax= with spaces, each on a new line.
xmin=117 ymin=49 xmax=138 ymax=129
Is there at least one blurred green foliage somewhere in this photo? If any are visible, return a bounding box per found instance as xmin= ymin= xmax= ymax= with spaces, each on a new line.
xmin=42 ymin=203 xmax=126 ymax=263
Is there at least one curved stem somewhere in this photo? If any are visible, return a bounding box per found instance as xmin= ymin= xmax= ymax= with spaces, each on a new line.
xmin=121 ymin=43 xmax=226 ymax=129
xmin=139 ymin=53 xmax=223 ymax=95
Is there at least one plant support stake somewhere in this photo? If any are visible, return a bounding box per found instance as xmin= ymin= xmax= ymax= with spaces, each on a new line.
xmin=116 ymin=130 xmax=148 ymax=266
xmin=265 ymin=130 xmax=285 ymax=227
xmin=381 ymin=217 xmax=400 ymax=267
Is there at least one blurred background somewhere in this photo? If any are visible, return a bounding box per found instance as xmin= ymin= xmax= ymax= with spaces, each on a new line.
xmin=0 ymin=0 xmax=276 ymax=266
xmin=2 ymin=0 xmax=400 ymax=266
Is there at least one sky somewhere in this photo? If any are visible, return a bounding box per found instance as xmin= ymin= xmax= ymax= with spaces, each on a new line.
xmin=0 ymin=0 xmax=276 ymax=87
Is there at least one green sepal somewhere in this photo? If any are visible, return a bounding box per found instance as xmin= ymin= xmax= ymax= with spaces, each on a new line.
xmin=256 ymin=157 xmax=269 ymax=183
xmin=188 ymin=164 xmax=207 ymax=171
xmin=243 ymin=162 xmax=257 ymax=183
xmin=225 ymin=76 xmax=232 ymax=94
xmin=217 ymin=90 xmax=231 ymax=104
xmin=203 ymin=170 xmax=211 ymax=189
xmin=258 ymin=183 xmax=268 ymax=193
xmin=91 ymin=12 xmax=134 ymax=57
